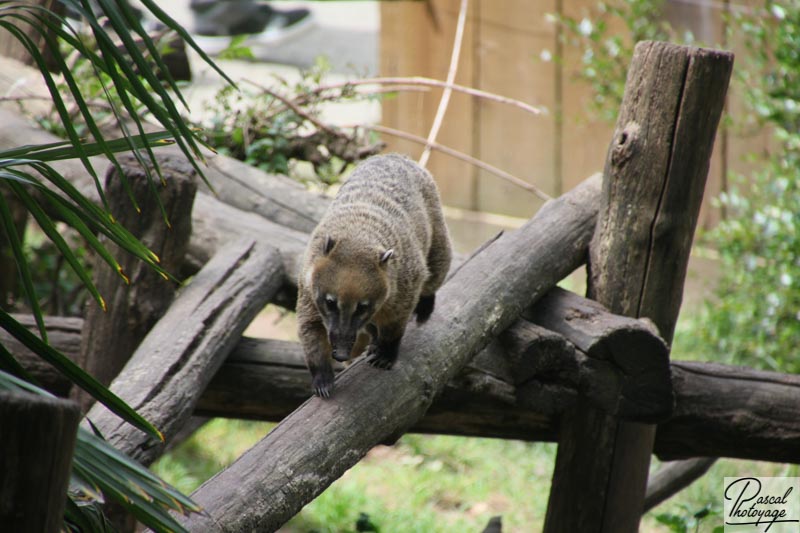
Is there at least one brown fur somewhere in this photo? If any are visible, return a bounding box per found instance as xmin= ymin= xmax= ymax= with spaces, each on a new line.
xmin=297 ymin=154 xmax=452 ymax=397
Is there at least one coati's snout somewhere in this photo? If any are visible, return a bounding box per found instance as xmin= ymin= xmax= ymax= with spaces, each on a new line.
xmin=312 ymin=236 xmax=391 ymax=362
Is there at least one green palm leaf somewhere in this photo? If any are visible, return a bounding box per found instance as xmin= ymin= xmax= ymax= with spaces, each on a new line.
xmin=0 ymin=310 xmax=162 ymax=440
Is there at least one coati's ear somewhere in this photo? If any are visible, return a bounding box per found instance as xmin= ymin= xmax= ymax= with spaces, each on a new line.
xmin=380 ymin=249 xmax=394 ymax=265
xmin=323 ymin=235 xmax=336 ymax=255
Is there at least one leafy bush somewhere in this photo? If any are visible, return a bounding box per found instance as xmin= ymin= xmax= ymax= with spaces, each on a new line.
xmin=695 ymin=2 xmax=800 ymax=372
xmin=195 ymin=59 xmax=382 ymax=188
xmin=556 ymin=0 xmax=690 ymax=122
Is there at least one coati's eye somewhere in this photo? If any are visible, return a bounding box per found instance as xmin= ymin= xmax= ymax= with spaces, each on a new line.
xmin=325 ymin=295 xmax=337 ymax=311
xmin=355 ymin=301 xmax=370 ymax=315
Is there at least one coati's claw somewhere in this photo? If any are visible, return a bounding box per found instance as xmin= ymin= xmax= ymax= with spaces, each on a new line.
xmin=312 ymin=373 xmax=334 ymax=398
xmin=367 ymin=352 xmax=395 ymax=370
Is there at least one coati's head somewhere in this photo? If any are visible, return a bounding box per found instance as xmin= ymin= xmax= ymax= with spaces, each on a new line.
xmin=309 ymin=235 xmax=393 ymax=362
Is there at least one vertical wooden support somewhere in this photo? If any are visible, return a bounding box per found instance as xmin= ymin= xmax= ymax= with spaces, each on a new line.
xmin=0 ymin=390 xmax=80 ymax=532
xmin=78 ymin=154 xmax=196 ymax=412
xmin=0 ymin=1 xmax=64 ymax=71
xmin=543 ymin=41 xmax=733 ymax=532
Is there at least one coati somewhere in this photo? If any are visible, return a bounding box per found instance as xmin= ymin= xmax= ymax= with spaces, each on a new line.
xmin=297 ymin=153 xmax=452 ymax=398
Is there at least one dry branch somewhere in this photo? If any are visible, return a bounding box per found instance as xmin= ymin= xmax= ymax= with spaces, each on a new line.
xmin=176 ymin=173 xmax=602 ymax=531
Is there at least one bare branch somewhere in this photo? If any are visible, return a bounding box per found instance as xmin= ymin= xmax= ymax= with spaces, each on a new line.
xmin=312 ymin=77 xmax=546 ymax=117
xmin=359 ymin=123 xmax=552 ymax=201
xmin=419 ymin=0 xmax=469 ymax=167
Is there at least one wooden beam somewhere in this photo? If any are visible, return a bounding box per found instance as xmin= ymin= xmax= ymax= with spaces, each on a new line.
xmin=83 ymin=238 xmax=284 ymax=466
xmin=524 ymin=287 xmax=672 ymax=422
xmin=196 ymin=342 xmax=800 ymax=463
xmin=9 ymin=316 xmax=800 ymax=462
xmin=543 ymin=41 xmax=733 ymax=533
xmin=644 ymin=457 xmax=715 ymax=511
xmin=0 ymin=390 xmax=79 ymax=532
xmin=176 ymin=173 xmax=602 ymax=532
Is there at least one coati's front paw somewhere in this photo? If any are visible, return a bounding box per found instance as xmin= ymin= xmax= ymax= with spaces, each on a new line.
xmin=414 ymin=294 xmax=436 ymax=323
xmin=311 ymin=371 xmax=334 ymax=398
xmin=366 ymin=341 xmax=399 ymax=370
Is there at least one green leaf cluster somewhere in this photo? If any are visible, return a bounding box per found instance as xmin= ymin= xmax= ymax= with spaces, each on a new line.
xmin=0 ymin=0 xmax=227 ymax=530
xmin=195 ymin=57 xmax=378 ymax=187
xmin=556 ymin=0 xmax=689 ymax=123
xmin=696 ymin=2 xmax=800 ymax=373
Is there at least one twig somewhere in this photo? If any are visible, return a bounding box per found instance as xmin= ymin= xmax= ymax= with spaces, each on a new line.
xmin=357 ymin=123 xmax=551 ymax=201
xmin=241 ymin=78 xmax=341 ymax=138
xmin=420 ymin=0 xmax=469 ymax=168
xmin=311 ymin=77 xmax=546 ymax=117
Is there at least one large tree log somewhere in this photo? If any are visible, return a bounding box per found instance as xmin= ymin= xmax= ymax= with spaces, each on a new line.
xmin=198 ymin=344 xmax=800 ymax=463
xmin=9 ymin=316 xmax=800 ymax=462
xmin=78 ymin=154 xmax=197 ymax=412
xmin=524 ymin=287 xmax=672 ymax=422
xmin=543 ymin=41 xmax=733 ymax=533
xmin=176 ymin=173 xmax=603 ymax=532
xmin=84 ymin=238 xmax=284 ymax=466
xmin=2 ymin=315 xmax=82 ymax=397
xmin=0 ymin=390 xmax=79 ymax=533
xmin=644 ymin=457 xmax=715 ymax=511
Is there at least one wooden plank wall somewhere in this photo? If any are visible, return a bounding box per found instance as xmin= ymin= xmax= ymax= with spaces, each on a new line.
xmin=380 ymin=0 xmax=770 ymax=229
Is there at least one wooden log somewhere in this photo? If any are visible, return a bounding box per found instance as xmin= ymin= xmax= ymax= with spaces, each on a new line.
xmin=83 ymin=238 xmax=284 ymax=466
xmin=79 ymin=154 xmax=197 ymax=412
xmin=2 ymin=314 xmax=82 ymax=397
xmin=187 ymin=192 xmax=309 ymax=307
xmin=524 ymin=287 xmax=672 ymax=422
xmin=655 ymin=361 xmax=800 ymax=462
xmin=644 ymin=457 xmax=715 ymax=511
xmin=0 ymin=390 xmax=80 ymax=533
xmin=176 ymin=146 xmax=330 ymax=233
xmin=197 ymin=342 xmax=800 ymax=463
xmin=544 ymin=41 xmax=733 ymax=533
xmin=176 ymin=173 xmax=602 ymax=532
xmin=9 ymin=317 xmax=800 ymax=463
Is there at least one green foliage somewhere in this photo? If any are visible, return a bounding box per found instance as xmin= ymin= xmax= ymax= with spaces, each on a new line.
xmin=556 ymin=0 xmax=690 ymax=122
xmin=0 ymin=0 xmax=232 ymax=529
xmin=195 ymin=58 xmax=381 ymax=188
xmin=692 ymin=2 xmax=800 ymax=373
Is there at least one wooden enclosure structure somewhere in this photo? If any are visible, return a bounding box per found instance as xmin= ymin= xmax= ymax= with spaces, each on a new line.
xmin=4 ymin=38 xmax=800 ymax=532
xmin=380 ymin=0 xmax=772 ymax=229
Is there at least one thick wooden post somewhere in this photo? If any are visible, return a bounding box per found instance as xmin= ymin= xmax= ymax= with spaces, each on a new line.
xmin=543 ymin=41 xmax=733 ymax=532
xmin=78 ymin=154 xmax=196 ymax=412
xmin=0 ymin=390 xmax=80 ymax=532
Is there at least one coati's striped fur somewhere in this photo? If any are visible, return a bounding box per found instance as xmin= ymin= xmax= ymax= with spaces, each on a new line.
xmin=297 ymin=154 xmax=452 ymax=397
